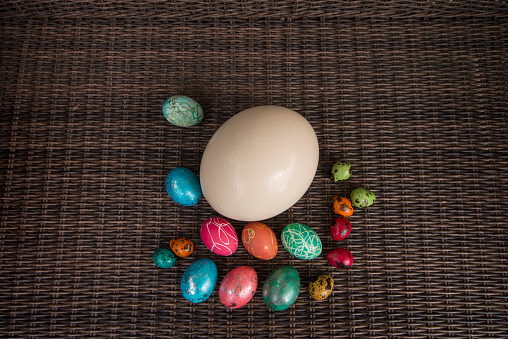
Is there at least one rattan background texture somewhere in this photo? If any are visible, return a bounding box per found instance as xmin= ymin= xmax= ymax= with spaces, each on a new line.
xmin=1 ymin=1 xmax=507 ymax=338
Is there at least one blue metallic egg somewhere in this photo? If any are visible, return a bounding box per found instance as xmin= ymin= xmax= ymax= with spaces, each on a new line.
xmin=165 ymin=167 xmax=202 ymax=206
xmin=181 ymin=258 xmax=218 ymax=303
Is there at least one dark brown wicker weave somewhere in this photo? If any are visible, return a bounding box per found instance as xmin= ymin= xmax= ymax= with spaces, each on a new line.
xmin=1 ymin=1 xmax=507 ymax=338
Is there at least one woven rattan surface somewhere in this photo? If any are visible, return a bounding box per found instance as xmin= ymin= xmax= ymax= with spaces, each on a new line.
xmin=1 ymin=1 xmax=507 ymax=338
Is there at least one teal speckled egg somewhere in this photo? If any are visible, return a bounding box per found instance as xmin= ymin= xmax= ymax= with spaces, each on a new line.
xmin=281 ymin=223 xmax=322 ymax=260
xmin=153 ymin=248 xmax=177 ymax=268
xmin=165 ymin=167 xmax=202 ymax=206
xmin=162 ymin=95 xmax=204 ymax=127
xmin=262 ymin=266 xmax=300 ymax=311
xmin=331 ymin=161 xmax=351 ymax=181
xmin=181 ymin=258 xmax=218 ymax=303
xmin=350 ymin=187 xmax=376 ymax=208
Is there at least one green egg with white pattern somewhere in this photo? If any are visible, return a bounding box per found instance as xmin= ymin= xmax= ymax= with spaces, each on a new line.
xmin=281 ymin=223 xmax=322 ymax=260
xmin=350 ymin=187 xmax=376 ymax=208
xmin=162 ymin=95 xmax=204 ymax=127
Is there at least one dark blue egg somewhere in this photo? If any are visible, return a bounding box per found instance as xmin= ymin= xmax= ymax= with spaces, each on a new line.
xmin=181 ymin=258 xmax=218 ymax=303
xmin=165 ymin=167 xmax=202 ymax=206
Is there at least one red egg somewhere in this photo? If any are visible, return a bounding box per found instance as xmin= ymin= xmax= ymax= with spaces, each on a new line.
xmin=326 ymin=248 xmax=353 ymax=269
xmin=201 ymin=217 xmax=238 ymax=256
xmin=219 ymin=266 xmax=258 ymax=309
xmin=241 ymin=222 xmax=278 ymax=260
xmin=330 ymin=218 xmax=351 ymax=241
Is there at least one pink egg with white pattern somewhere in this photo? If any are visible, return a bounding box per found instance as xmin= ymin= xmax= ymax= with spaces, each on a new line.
xmin=200 ymin=217 xmax=239 ymax=256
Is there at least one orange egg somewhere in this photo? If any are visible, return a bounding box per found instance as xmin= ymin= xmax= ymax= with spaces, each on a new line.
xmin=241 ymin=222 xmax=278 ymax=260
xmin=169 ymin=237 xmax=194 ymax=257
xmin=332 ymin=196 xmax=354 ymax=217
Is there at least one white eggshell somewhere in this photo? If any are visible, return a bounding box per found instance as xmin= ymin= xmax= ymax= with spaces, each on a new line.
xmin=200 ymin=105 xmax=319 ymax=221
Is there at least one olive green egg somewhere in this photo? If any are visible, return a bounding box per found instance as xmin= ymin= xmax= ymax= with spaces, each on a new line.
xmin=350 ymin=187 xmax=376 ymax=208
xmin=331 ymin=161 xmax=352 ymax=182
xmin=262 ymin=266 xmax=300 ymax=311
xmin=309 ymin=275 xmax=334 ymax=301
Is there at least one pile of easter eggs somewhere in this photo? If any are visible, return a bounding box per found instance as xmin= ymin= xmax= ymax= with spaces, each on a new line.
xmin=326 ymin=161 xmax=376 ymax=272
xmin=154 ymin=95 xmax=377 ymax=310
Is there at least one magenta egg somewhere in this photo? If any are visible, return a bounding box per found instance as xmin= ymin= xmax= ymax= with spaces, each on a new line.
xmin=326 ymin=248 xmax=353 ymax=269
xmin=330 ymin=217 xmax=351 ymax=241
xmin=201 ymin=217 xmax=239 ymax=256
xmin=219 ymin=266 xmax=258 ymax=309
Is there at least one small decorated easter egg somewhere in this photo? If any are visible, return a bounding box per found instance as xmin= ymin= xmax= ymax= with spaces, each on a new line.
xmin=165 ymin=167 xmax=202 ymax=206
xmin=326 ymin=248 xmax=353 ymax=269
xmin=162 ymin=95 xmax=204 ymax=127
xmin=169 ymin=237 xmax=194 ymax=258
xmin=350 ymin=188 xmax=376 ymax=208
xmin=181 ymin=258 xmax=218 ymax=303
xmin=332 ymin=196 xmax=354 ymax=217
xmin=330 ymin=217 xmax=351 ymax=241
xmin=201 ymin=217 xmax=238 ymax=256
xmin=281 ymin=223 xmax=322 ymax=260
xmin=309 ymin=275 xmax=334 ymax=301
xmin=219 ymin=266 xmax=258 ymax=309
xmin=331 ymin=161 xmax=351 ymax=181
xmin=153 ymin=248 xmax=177 ymax=268
xmin=241 ymin=222 xmax=278 ymax=260
xmin=262 ymin=266 xmax=300 ymax=311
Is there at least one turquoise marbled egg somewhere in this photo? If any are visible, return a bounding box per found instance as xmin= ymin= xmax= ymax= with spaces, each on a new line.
xmin=165 ymin=167 xmax=202 ymax=206
xmin=181 ymin=258 xmax=218 ymax=303
xmin=153 ymin=248 xmax=177 ymax=268
xmin=281 ymin=223 xmax=322 ymax=260
xmin=162 ymin=95 xmax=204 ymax=127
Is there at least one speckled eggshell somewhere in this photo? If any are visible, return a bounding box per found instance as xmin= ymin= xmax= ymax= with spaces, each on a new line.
xmin=162 ymin=95 xmax=204 ymax=127
xmin=281 ymin=223 xmax=322 ymax=260
xmin=331 ymin=161 xmax=352 ymax=181
xmin=241 ymin=222 xmax=278 ymax=260
xmin=262 ymin=266 xmax=300 ymax=311
xmin=219 ymin=266 xmax=258 ymax=309
xmin=309 ymin=275 xmax=334 ymax=301
xmin=331 ymin=196 xmax=354 ymax=218
xmin=201 ymin=217 xmax=239 ymax=256
xmin=326 ymin=248 xmax=354 ymax=269
xmin=350 ymin=188 xmax=376 ymax=208
xmin=169 ymin=237 xmax=194 ymax=258
xmin=152 ymin=248 xmax=177 ymax=268
xmin=165 ymin=167 xmax=202 ymax=206
xmin=181 ymin=258 xmax=218 ymax=303
xmin=330 ymin=217 xmax=351 ymax=241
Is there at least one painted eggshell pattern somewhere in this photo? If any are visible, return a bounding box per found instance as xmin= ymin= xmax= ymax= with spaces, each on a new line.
xmin=169 ymin=237 xmax=194 ymax=258
xmin=219 ymin=266 xmax=258 ymax=309
xmin=330 ymin=218 xmax=351 ymax=241
xmin=201 ymin=217 xmax=239 ymax=256
xmin=331 ymin=161 xmax=352 ymax=182
xmin=165 ymin=167 xmax=202 ymax=206
xmin=281 ymin=223 xmax=322 ymax=260
xmin=262 ymin=266 xmax=300 ymax=311
xmin=181 ymin=258 xmax=218 ymax=303
xmin=332 ymin=196 xmax=354 ymax=218
xmin=162 ymin=95 xmax=204 ymax=127
xmin=350 ymin=188 xmax=376 ymax=208
xmin=152 ymin=248 xmax=177 ymax=269
xmin=241 ymin=222 xmax=278 ymax=260
xmin=309 ymin=275 xmax=334 ymax=301
xmin=327 ymin=248 xmax=354 ymax=269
